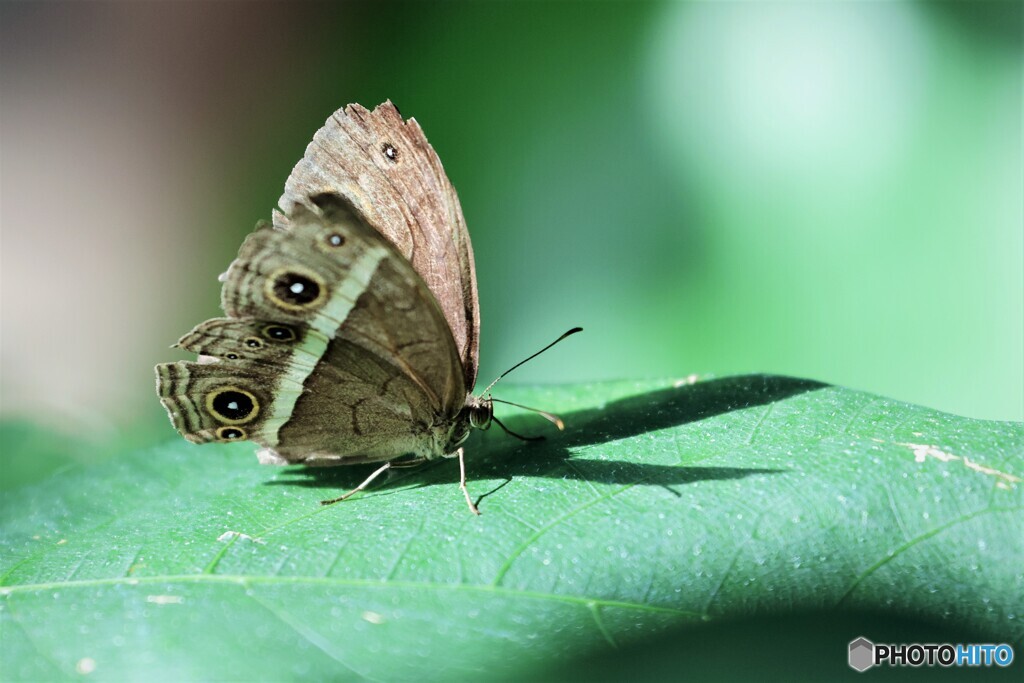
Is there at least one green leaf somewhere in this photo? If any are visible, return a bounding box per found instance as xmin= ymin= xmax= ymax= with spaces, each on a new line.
xmin=2 ymin=376 xmax=1022 ymax=681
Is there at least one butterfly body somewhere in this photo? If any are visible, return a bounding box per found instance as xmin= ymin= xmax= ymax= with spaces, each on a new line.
xmin=157 ymin=102 xmax=573 ymax=513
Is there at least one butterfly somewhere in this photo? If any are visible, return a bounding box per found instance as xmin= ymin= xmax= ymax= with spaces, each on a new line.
xmin=155 ymin=102 xmax=578 ymax=514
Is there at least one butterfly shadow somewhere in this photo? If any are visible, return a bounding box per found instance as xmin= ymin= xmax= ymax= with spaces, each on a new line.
xmin=269 ymin=374 xmax=827 ymax=503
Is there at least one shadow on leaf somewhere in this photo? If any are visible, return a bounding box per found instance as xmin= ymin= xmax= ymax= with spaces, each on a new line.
xmin=547 ymin=373 xmax=827 ymax=448
xmin=269 ymin=375 xmax=826 ymax=501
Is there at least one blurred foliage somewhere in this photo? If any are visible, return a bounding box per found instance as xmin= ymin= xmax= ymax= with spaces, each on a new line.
xmin=206 ymin=0 xmax=1024 ymax=425
xmin=1 ymin=4 xmax=1020 ymax=477
xmin=534 ymin=611 xmax=1020 ymax=682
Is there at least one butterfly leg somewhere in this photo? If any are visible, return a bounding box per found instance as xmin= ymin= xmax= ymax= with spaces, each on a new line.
xmin=320 ymin=462 xmax=392 ymax=506
xmin=389 ymin=456 xmax=427 ymax=469
xmin=457 ymin=447 xmax=481 ymax=516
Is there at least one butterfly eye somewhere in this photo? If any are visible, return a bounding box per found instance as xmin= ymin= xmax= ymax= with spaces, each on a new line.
xmin=225 ymin=353 xmax=239 ymax=360
xmin=216 ymin=426 xmax=246 ymax=441
xmin=244 ymin=337 xmax=263 ymax=349
xmin=381 ymin=142 xmax=399 ymax=162
xmin=261 ymin=324 xmax=297 ymax=342
xmin=265 ymin=268 xmax=327 ymax=311
xmin=324 ymin=233 xmax=345 ymax=248
xmin=206 ymin=386 xmax=260 ymax=424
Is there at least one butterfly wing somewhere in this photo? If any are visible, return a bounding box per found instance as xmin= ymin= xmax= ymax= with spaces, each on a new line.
xmin=276 ymin=101 xmax=481 ymax=390
xmin=156 ymin=194 xmax=467 ymax=465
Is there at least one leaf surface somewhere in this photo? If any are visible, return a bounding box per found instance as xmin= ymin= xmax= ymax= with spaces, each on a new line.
xmin=2 ymin=376 xmax=1022 ymax=681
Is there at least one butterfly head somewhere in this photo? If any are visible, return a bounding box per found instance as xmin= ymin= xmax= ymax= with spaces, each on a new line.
xmin=449 ymin=327 xmax=583 ymax=448
xmin=445 ymin=395 xmax=494 ymax=452
xmin=467 ymin=395 xmax=495 ymax=430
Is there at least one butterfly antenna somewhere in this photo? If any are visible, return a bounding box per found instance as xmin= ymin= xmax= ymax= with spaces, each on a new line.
xmin=491 ymin=398 xmax=565 ymax=431
xmin=492 ymin=416 xmax=546 ymax=442
xmin=481 ymin=327 xmax=583 ymax=397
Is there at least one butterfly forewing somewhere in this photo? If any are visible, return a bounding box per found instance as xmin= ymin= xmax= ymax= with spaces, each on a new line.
xmin=277 ymin=101 xmax=480 ymax=389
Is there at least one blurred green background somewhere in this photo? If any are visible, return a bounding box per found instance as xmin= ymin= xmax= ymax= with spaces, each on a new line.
xmin=1 ymin=1 xmax=1021 ymax=486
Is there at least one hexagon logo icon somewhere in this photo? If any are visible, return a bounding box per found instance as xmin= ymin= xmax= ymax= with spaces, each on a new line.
xmin=849 ymin=637 xmax=875 ymax=672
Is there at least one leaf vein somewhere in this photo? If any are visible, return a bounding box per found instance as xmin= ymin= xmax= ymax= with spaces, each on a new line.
xmin=837 ymin=505 xmax=1024 ymax=605
xmin=385 ymin=516 xmax=427 ymax=581
xmin=746 ymin=403 xmax=774 ymax=445
xmin=0 ymin=573 xmax=702 ymax=619
xmin=2 ymin=599 xmax=69 ymax=677
xmin=489 ymin=481 xmax=649 ymax=587
xmin=587 ymin=601 xmax=617 ymax=648
xmin=840 ymin=398 xmax=877 ymax=436
xmin=203 ymin=534 xmax=238 ymax=574
xmin=245 ymin=589 xmax=374 ymax=680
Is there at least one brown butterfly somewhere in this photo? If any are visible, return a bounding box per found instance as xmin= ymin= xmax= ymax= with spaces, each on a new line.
xmin=156 ymin=102 xmax=578 ymax=513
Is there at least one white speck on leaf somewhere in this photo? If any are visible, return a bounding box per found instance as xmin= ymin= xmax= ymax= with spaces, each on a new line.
xmin=217 ymin=530 xmax=265 ymax=544
xmin=899 ymin=442 xmax=1020 ymax=486
xmin=962 ymin=457 xmax=1022 ymax=484
xmin=906 ymin=443 xmax=957 ymax=463
xmin=146 ymin=595 xmax=183 ymax=605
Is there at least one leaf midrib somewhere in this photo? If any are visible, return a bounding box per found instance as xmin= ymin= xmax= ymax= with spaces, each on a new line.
xmin=0 ymin=573 xmax=704 ymax=619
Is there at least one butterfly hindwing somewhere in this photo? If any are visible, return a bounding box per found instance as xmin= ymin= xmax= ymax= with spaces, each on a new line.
xmin=156 ymin=193 xmax=467 ymax=463
xmin=155 ymin=358 xmax=301 ymax=446
xmin=273 ymin=339 xmax=446 ymax=464
xmin=174 ymin=317 xmax=317 ymax=370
